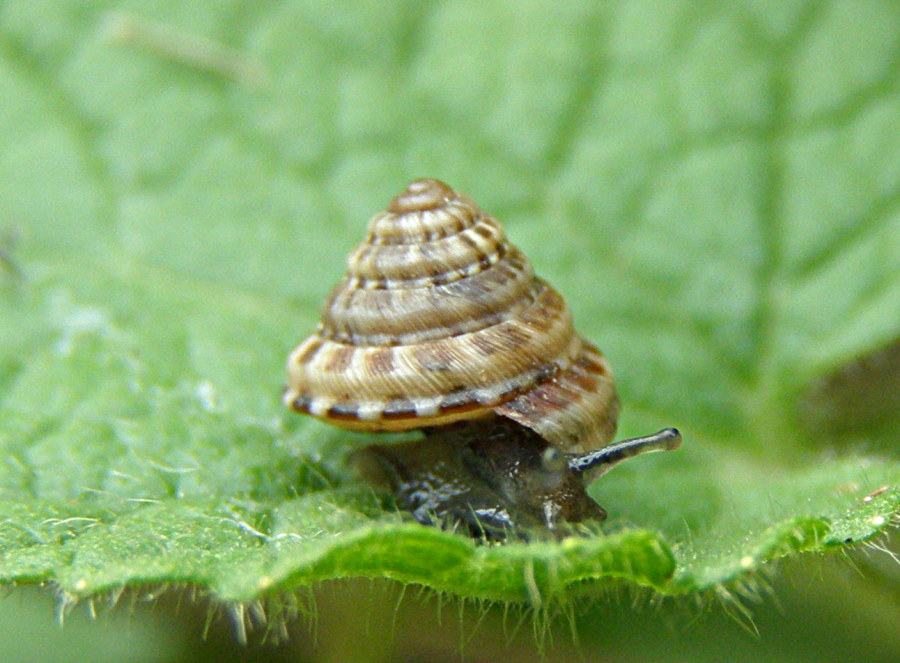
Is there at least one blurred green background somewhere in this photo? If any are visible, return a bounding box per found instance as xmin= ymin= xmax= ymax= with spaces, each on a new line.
xmin=1 ymin=0 xmax=898 ymax=661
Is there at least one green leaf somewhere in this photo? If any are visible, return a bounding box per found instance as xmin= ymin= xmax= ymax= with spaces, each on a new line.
xmin=1 ymin=0 xmax=898 ymax=611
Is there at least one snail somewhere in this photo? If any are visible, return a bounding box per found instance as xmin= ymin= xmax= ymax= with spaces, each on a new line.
xmin=284 ymin=178 xmax=681 ymax=538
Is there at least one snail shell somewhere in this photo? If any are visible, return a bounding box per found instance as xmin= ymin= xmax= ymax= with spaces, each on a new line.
xmin=284 ymin=178 xmax=619 ymax=453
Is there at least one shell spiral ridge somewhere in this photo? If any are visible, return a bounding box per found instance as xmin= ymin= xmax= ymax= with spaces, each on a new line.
xmin=285 ymin=178 xmax=619 ymax=452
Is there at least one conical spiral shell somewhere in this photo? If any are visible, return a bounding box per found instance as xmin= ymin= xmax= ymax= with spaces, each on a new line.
xmin=285 ymin=179 xmax=619 ymax=452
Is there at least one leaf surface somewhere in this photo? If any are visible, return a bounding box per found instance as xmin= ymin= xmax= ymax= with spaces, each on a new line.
xmin=0 ymin=0 xmax=898 ymax=605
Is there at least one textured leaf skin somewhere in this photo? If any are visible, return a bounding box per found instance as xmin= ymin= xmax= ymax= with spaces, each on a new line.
xmin=0 ymin=0 xmax=898 ymax=607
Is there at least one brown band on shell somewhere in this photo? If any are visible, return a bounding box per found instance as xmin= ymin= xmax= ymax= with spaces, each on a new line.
xmin=370 ymin=191 xmax=481 ymax=246
xmin=472 ymin=224 xmax=494 ymax=239
xmin=347 ymin=216 xmax=504 ymax=286
xmin=324 ymin=345 xmax=354 ymax=373
xmin=365 ymin=348 xmax=395 ymax=375
xmin=287 ymin=353 xmax=575 ymax=433
xmin=495 ymin=339 xmax=619 ymax=452
xmin=578 ymin=348 xmax=611 ymax=377
xmin=286 ymin=268 xmax=578 ymax=430
xmin=326 ymin=402 xmax=362 ymax=421
xmin=319 ymin=249 xmax=537 ymax=347
xmin=380 ymin=398 xmax=418 ymax=419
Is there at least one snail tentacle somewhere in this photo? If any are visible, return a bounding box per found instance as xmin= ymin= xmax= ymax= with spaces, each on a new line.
xmin=567 ymin=428 xmax=682 ymax=483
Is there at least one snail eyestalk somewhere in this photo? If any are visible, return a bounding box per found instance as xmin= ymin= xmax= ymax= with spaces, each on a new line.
xmin=567 ymin=428 xmax=681 ymax=483
xmin=540 ymin=446 xmax=568 ymax=474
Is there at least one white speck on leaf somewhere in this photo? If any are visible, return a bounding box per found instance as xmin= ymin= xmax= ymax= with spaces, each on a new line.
xmin=54 ymin=305 xmax=110 ymax=355
xmin=196 ymin=380 xmax=221 ymax=411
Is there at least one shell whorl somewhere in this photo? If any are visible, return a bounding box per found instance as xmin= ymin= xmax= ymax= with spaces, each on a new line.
xmin=285 ymin=178 xmax=619 ymax=452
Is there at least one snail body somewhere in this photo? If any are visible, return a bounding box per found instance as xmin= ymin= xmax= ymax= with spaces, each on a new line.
xmin=354 ymin=418 xmax=680 ymax=538
xmin=285 ymin=179 xmax=680 ymax=537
